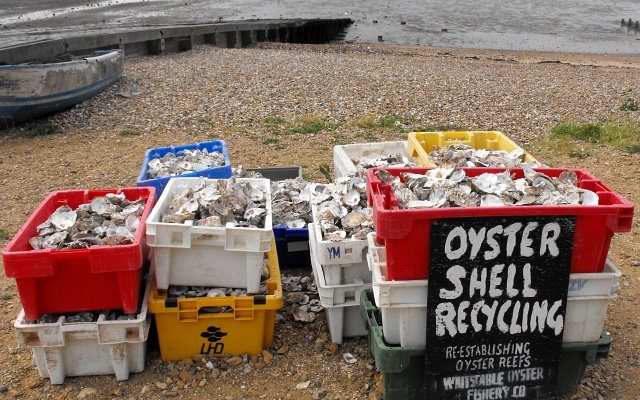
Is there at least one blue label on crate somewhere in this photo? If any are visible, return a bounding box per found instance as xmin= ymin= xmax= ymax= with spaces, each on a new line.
xmin=425 ymin=216 xmax=575 ymax=400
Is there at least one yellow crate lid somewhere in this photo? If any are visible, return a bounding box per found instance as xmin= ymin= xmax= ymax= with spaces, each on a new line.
xmin=407 ymin=130 xmax=538 ymax=166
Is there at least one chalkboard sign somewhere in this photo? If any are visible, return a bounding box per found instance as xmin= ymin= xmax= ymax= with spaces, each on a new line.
xmin=425 ymin=216 xmax=575 ymax=400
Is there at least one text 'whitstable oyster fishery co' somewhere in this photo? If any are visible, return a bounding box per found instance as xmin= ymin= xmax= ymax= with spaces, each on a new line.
xmin=161 ymin=177 xmax=268 ymax=228
xmin=29 ymin=193 xmax=145 ymax=250
xmin=376 ymin=166 xmax=599 ymax=209
xmin=147 ymin=149 xmax=226 ymax=179
xmin=312 ymin=176 xmax=374 ymax=242
xmin=428 ymin=144 xmax=538 ymax=168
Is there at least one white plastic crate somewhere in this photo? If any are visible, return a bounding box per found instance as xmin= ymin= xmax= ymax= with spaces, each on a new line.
xmin=324 ymin=300 xmax=368 ymax=345
xmin=367 ymin=232 xmax=620 ymax=348
xmin=14 ymin=277 xmax=151 ymax=384
xmin=146 ymin=177 xmax=272 ymax=292
xmin=333 ymin=141 xmax=411 ymax=178
xmin=311 ymin=240 xmax=369 ymax=343
xmin=311 ymin=225 xmax=369 ymax=306
xmin=309 ymin=223 xmax=370 ymax=286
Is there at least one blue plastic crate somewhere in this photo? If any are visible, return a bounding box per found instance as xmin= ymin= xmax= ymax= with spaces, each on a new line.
xmin=136 ymin=140 xmax=233 ymax=197
xmin=273 ymin=224 xmax=310 ymax=268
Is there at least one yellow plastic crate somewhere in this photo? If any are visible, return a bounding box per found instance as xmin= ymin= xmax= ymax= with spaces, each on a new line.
xmin=407 ymin=130 xmax=539 ymax=166
xmin=149 ymin=238 xmax=283 ymax=362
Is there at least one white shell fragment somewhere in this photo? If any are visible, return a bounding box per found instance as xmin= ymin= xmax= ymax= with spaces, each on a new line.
xmin=147 ymin=149 xmax=226 ymax=179
xmin=351 ymin=153 xmax=414 ymax=176
xmin=377 ymin=166 xmax=599 ymax=209
xmin=161 ymin=177 xmax=268 ymax=228
xmin=29 ymin=194 xmax=145 ymax=250
xmin=428 ymin=144 xmax=539 ymax=168
xmin=312 ymin=176 xmax=374 ymax=242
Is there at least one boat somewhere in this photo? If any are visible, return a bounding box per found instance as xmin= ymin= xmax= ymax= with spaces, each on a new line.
xmin=0 ymin=49 xmax=123 ymax=128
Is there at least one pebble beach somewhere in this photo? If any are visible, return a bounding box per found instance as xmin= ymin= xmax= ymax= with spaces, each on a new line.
xmin=0 ymin=43 xmax=639 ymax=399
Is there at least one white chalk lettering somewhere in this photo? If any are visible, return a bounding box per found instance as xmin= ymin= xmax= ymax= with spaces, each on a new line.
xmin=440 ymin=265 xmax=466 ymax=300
xmin=520 ymin=222 xmax=538 ymax=257
xmin=502 ymin=223 xmax=522 ymax=257
xmin=442 ymin=222 xmax=563 ymax=260
xmin=484 ymin=225 xmax=503 ymax=260
xmin=522 ymin=263 xmax=537 ymax=298
xmin=469 ymin=268 xmax=488 ymax=297
xmin=540 ymin=222 xmax=561 ymax=257
xmin=445 ymin=227 xmax=468 ymax=260
xmin=435 ymin=302 xmax=457 ymax=337
xmin=469 ymin=227 xmax=487 ymax=260
xmin=488 ymin=264 xmax=504 ymax=298
xmin=465 ymin=387 xmax=510 ymax=400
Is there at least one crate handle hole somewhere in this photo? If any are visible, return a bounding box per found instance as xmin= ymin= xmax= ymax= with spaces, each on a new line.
xmin=171 ymin=231 xmax=183 ymax=244
xmin=126 ymin=327 xmax=138 ymax=340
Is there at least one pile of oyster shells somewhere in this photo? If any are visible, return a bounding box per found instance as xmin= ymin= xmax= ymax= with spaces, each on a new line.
xmin=161 ymin=177 xmax=268 ymax=228
xmin=29 ymin=193 xmax=145 ymax=250
xmin=147 ymin=149 xmax=226 ymax=179
xmin=283 ymin=275 xmax=322 ymax=323
xmin=312 ymin=176 xmax=374 ymax=242
xmin=271 ymin=178 xmax=313 ymax=229
xmin=234 ymin=166 xmax=313 ymax=229
xmin=351 ymin=153 xmax=414 ymax=176
xmin=34 ymin=310 xmax=136 ymax=324
xmin=428 ymin=144 xmax=537 ymax=168
xmin=377 ymin=166 xmax=599 ymax=209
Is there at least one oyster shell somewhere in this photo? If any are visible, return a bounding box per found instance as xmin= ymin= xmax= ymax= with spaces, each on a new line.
xmin=29 ymin=194 xmax=145 ymax=250
xmin=161 ymin=178 xmax=268 ymax=228
xmin=381 ymin=167 xmax=599 ymax=209
xmin=147 ymin=149 xmax=226 ymax=179
xmin=351 ymin=153 xmax=415 ymax=177
xmin=427 ymin=144 xmax=539 ymax=168
xmin=312 ymin=176 xmax=373 ymax=242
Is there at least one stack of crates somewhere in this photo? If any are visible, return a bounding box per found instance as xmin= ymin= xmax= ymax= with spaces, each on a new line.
xmin=311 ymin=140 xmax=417 ymax=343
xmin=2 ymin=188 xmax=157 ymax=384
xmin=356 ymin=131 xmax=634 ymax=399
xmin=144 ymin=175 xmax=283 ymax=361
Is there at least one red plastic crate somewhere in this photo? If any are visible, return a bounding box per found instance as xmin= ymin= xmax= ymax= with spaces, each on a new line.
xmin=2 ymin=187 xmax=156 ymax=320
xmin=367 ymin=167 xmax=633 ymax=281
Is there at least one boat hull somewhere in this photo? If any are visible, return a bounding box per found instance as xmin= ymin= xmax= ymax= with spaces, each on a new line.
xmin=0 ymin=49 xmax=123 ymax=127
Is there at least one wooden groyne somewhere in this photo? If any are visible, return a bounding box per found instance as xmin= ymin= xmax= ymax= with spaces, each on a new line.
xmin=0 ymin=18 xmax=352 ymax=65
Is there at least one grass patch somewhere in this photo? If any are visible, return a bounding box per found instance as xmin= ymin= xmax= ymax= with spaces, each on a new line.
xmin=197 ymin=116 xmax=213 ymax=125
xmin=413 ymin=124 xmax=467 ymax=132
xmin=262 ymin=115 xmax=286 ymax=125
xmin=0 ymin=228 xmax=9 ymax=240
xmin=568 ymin=148 xmax=592 ymax=159
xmin=379 ymin=114 xmax=409 ymax=132
xmin=24 ymin=122 xmax=60 ymax=136
xmin=621 ymin=98 xmax=639 ymax=112
xmin=353 ymin=114 xmax=377 ymax=129
xmin=318 ymin=164 xmax=332 ymax=183
xmin=286 ymin=114 xmax=336 ymax=134
xmin=333 ymin=133 xmax=350 ymax=145
xmin=552 ymin=123 xmax=604 ymax=142
xmin=119 ymin=128 xmax=141 ymax=137
xmin=262 ymin=137 xmax=280 ymax=145
xmin=551 ymin=121 xmax=640 ymax=153
xmin=626 ymin=145 xmax=640 ymax=154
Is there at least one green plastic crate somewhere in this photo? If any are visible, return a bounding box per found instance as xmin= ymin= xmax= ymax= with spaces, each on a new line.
xmin=360 ymin=289 xmax=611 ymax=400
